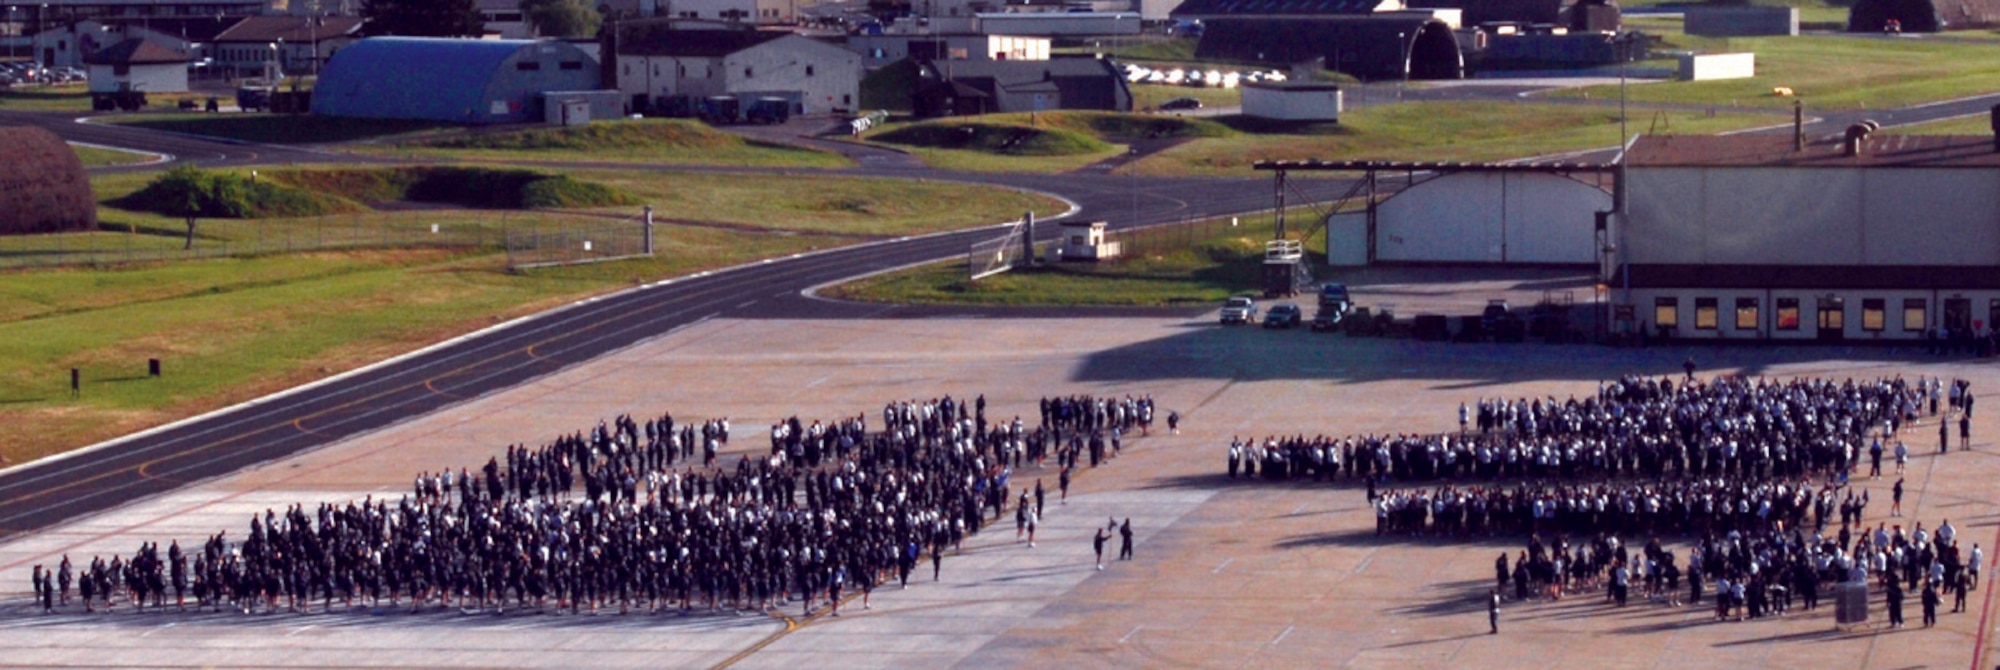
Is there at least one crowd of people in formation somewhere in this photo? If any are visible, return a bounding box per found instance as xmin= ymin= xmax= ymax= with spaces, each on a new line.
xmin=1226 ymin=374 xmax=1967 ymax=487
xmin=1491 ymin=513 xmax=1982 ymax=628
xmin=24 ymin=393 xmax=1158 ymax=617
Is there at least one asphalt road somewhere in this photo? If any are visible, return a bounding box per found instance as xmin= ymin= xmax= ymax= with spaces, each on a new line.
xmin=0 ymin=114 xmax=1355 ymax=541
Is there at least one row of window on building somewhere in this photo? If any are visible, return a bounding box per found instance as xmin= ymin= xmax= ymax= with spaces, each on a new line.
xmin=1653 ymin=296 xmax=1982 ymax=334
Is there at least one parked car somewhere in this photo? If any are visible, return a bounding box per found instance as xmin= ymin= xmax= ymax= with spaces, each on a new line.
xmin=1310 ymin=308 xmax=1344 ymax=332
xmin=1481 ymin=299 xmax=1511 ymax=331
xmin=1219 ymin=295 xmax=1258 ymax=325
xmin=1160 ymin=97 xmax=1202 ymax=111
xmin=1263 ymin=302 xmax=1302 ymax=329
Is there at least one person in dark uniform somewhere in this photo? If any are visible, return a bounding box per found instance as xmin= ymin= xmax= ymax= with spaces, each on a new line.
xmin=1094 ymin=528 xmax=1110 ymax=570
xmin=1922 ymin=582 xmax=1940 ymax=627
xmin=1118 ymin=518 xmax=1134 ymax=560
xmin=1683 ymin=356 xmax=1697 ymax=382
xmin=1961 ymin=413 xmax=1972 ymax=450
xmin=1887 ymin=580 xmax=1906 ymax=628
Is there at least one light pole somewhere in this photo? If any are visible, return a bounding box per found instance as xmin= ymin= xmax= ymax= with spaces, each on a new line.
xmin=1617 ymin=31 xmax=1632 ymax=147
xmin=1397 ymin=30 xmax=1413 ymax=100
xmin=6 ymin=7 xmax=15 ymax=65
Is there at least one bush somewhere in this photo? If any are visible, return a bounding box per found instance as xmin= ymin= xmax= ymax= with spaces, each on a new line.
xmin=115 ymin=165 xmax=362 ymax=219
xmin=271 ymin=167 xmax=636 ymax=210
xmin=873 ymin=122 xmax=1111 ymax=156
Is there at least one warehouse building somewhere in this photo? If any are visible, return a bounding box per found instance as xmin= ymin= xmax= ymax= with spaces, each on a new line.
xmin=1171 ymin=0 xmax=1464 ymax=82
xmin=82 ymin=37 xmax=191 ymax=93
xmin=613 ymin=29 xmax=862 ymax=116
xmin=1615 ymin=130 xmax=2000 ymax=341
xmin=311 ymin=38 xmax=603 ymax=124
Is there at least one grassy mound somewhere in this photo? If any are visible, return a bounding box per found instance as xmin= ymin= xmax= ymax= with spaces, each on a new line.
xmin=416 ymin=119 xmax=747 ymax=152
xmin=1032 ymin=111 xmax=1234 ymax=140
xmin=272 ymin=167 xmax=637 ymax=209
xmin=872 ymin=121 xmax=1112 ymax=156
xmin=113 ymin=166 xmax=364 ymax=219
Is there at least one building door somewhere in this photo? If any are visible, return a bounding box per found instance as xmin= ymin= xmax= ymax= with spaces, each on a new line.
xmin=1817 ymin=297 xmax=1844 ymax=341
xmin=1944 ymin=298 xmax=1971 ymax=331
xmin=1988 ymin=299 xmax=2000 ymax=334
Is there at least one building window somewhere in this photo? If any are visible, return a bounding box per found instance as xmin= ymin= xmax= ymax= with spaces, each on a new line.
xmin=806 ymin=65 xmax=814 ymax=77
xmin=113 ymin=64 xmax=130 ymax=75
xmin=1735 ymin=297 xmax=1758 ymax=330
xmin=1776 ymin=298 xmax=1799 ymax=330
xmin=842 ymin=93 xmax=851 ymax=105
xmin=745 ymin=67 xmax=753 ymax=78
xmin=1694 ymin=297 xmax=1718 ymax=330
xmin=1654 ymin=297 xmax=1678 ymax=330
xmin=517 ymin=61 xmax=541 ymax=71
xmin=559 ymin=60 xmax=583 ymax=70
xmin=1904 ymin=299 xmax=1927 ymax=331
xmin=1862 ymin=298 xmax=1886 ymax=331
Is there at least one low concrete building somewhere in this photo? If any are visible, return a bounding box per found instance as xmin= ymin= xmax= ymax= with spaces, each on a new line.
xmin=1615 ymin=130 xmax=2000 ymax=341
xmin=1684 ymin=5 xmax=1798 ymax=36
xmin=615 ymin=29 xmax=862 ymax=115
xmin=1241 ymin=81 xmax=1341 ymax=121
xmin=664 ymin=0 xmax=801 ymax=24
xmin=910 ymin=56 xmax=1130 ymax=116
xmin=972 ymin=12 xmax=1142 ymax=36
xmin=83 ymin=37 xmax=191 ymax=93
xmin=1677 ymin=52 xmax=1754 ymax=81
xmin=1050 ymin=220 xmax=1119 ymax=261
xmin=210 ymin=15 xmax=366 ymax=78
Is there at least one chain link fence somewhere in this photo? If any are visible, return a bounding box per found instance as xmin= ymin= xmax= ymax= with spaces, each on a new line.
xmin=503 ymin=211 xmax=654 ymax=270
xmin=1104 ymin=215 xmax=1242 ymax=260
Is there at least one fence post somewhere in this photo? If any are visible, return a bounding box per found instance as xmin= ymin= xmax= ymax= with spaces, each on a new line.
xmin=643 ymin=205 xmax=655 ymax=256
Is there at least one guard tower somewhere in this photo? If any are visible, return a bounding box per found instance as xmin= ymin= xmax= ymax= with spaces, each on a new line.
xmin=1263 ymin=239 xmax=1311 ymax=297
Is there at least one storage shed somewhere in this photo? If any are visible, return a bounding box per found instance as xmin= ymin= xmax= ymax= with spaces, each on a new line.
xmin=311 ymin=37 xmax=603 ymax=124
xmin=0 ymin=126 xmax=96 ymax=236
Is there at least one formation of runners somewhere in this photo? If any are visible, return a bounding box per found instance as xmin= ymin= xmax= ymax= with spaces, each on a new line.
xmin=26 ymin=394 xmax=1158 ymax=617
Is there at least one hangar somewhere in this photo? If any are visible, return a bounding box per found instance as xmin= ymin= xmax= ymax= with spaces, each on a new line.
xmin=1257 ymin=160 xmax=1611 ymax=267
xmin=0 ymin=126 xmax=96 ymax=236
xmin=1614 ymin=129 xmax=2000 ymax=341
xmin=1173 ymin=0 xmax=1463 ymax=81
xmin=1848 ymin=0 xmax=2000 ymax=32
xmin=311 ymin=38 xmax=602 ymax=124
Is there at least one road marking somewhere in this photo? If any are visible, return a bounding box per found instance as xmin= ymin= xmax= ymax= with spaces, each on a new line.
xmin=1290 ymin=503 xmax=1308 ymax=515
xmin=284 ymin=625 xmax=315 ymax=637
xmin=736 ymin=300 xmax=758 ymax=309
xmin=1354 ymin=555 xmax=1376 ymax=575
xmin=805 ymin=376 xmax=830 ymax=389
xmin=1119 ymin=625 xmax=1143 ymax=644
xmin=1272 ymin=625 xmax=1294 ymax=645
xmin=1212 ymin=557 xmax=1234 ymax=574
xmin=140 ymin=622 xmax=177 ymax=637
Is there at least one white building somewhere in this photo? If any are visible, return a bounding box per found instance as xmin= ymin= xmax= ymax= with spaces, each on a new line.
xmin=1616 ymin=131 xmax=2000 ymax=341
xmin=83 ymin=37 xmax=190 ymax=92
xmin=616 ymin=30 xmax=861 ymax=114
xmin=1241 ymin=81 xmax=1341 ymax=121
xmin=210 ymin=15 xmax=365 ymax=78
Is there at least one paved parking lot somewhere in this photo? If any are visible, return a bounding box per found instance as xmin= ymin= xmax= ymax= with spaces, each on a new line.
xmin=2 ymin=281 xmax=1997 ymax=668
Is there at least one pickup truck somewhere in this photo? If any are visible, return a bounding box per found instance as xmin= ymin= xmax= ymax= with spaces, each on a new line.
xmin=1220 ymin=296 xmax=1258 ymax=325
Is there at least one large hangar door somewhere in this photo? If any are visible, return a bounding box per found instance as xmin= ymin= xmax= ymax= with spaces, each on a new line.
xmin=1325 ymin=211 xmax=1368 ymax=266
xmin=1376 ymin=172 xmax=1608 ymax=264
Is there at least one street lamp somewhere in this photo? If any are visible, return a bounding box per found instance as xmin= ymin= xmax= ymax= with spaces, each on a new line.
xmin=1397 ymin=30 xmax=1414 ymax=101
xmin=6 ymin=7 xmax=16 ymax=65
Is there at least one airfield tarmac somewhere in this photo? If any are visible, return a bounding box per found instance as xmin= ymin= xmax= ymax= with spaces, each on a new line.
xmin=2 ymin=292 xmax=1998 ymax=669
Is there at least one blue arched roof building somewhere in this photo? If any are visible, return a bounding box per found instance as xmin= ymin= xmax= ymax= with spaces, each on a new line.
xmin=311 ymin=37 xmax=602 ymax=124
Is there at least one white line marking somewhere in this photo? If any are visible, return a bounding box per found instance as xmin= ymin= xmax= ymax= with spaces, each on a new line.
xmin=1290 ymin=503 xmax=1308 ymax=515
xmin=1212 ymin=557 xmax=1234 ymax=574
xmin=284 ymin=625 xmax=315 ymax=637
xmin=1354 ymin=555 xmax=1376 ymax=574
xmin=736 ymin=300 xmax=758 ymax=309
xmin=1272 ymin=625 xmax=1294 ymax=645
xmin=805 ymin=376 xmax=830 ymax=389
xmin=1119 ymin=625 xmax=1143 ymax=644
xmin=140 ymin=622 xmax=177 ymax=637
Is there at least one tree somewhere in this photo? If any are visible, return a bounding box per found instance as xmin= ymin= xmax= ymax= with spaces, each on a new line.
xmin=151 ymin=166 xmax=209 ymax=250
xmin=521 ymin=0 xmax=601 ymax=38
xmin=361 ymin=0 xmax=486 ymax=37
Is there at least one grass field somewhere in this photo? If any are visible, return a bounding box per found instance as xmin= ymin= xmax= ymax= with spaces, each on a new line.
xmin=1130 ymin=83 xmax=1242 ymax=111
xmin=69 ymin=143 xmax=159 ymax=167
xmin=1546 ymin=32 xmax=2000 ymax=111
xmin=824 ymin=213 xmax=1303 ymax=307
xmin=1882 ymin=114 xmax=1993 ymax=134
xmin=866 ymin=111 xmax=1233 ymax=172
xmin=352 ymin=119 xmax=851 ymax=168
xmin=0 ymin=170 xmax=1067 ymax=465
xmin=1133 ymin=103 xmax=1775 ymax=176
xmin=104 ymin=113 xmax=458 ymax=144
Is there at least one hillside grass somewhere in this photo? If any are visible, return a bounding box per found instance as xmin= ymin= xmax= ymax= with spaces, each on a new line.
xmin=0 ymin=169 xmax=1068 ymax=465
xmin=1543 ymin=33 xmax=2000 ymax=111
xmin=1133 ymin=102 xmax=1776 ymax=176
xmin=1881 ymin=114 xmax=1994 ymax=134
xmin=356 ymin=118 xmax=851 ymax=168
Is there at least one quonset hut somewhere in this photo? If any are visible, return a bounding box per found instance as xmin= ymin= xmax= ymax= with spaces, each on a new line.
xmin=1173 ymin=0 xmax=1463 ymax=81
xmin=310 ymin=37 xmax=602 ymax=124
xmin=0 ymin=126 xmax=96 ymax=235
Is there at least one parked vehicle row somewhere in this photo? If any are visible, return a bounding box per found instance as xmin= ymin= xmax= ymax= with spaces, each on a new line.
xmin=1122 ymin=63 xmax=1287 ymax=89
xmin=0 ymin=62 xmax=85 ymax=87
